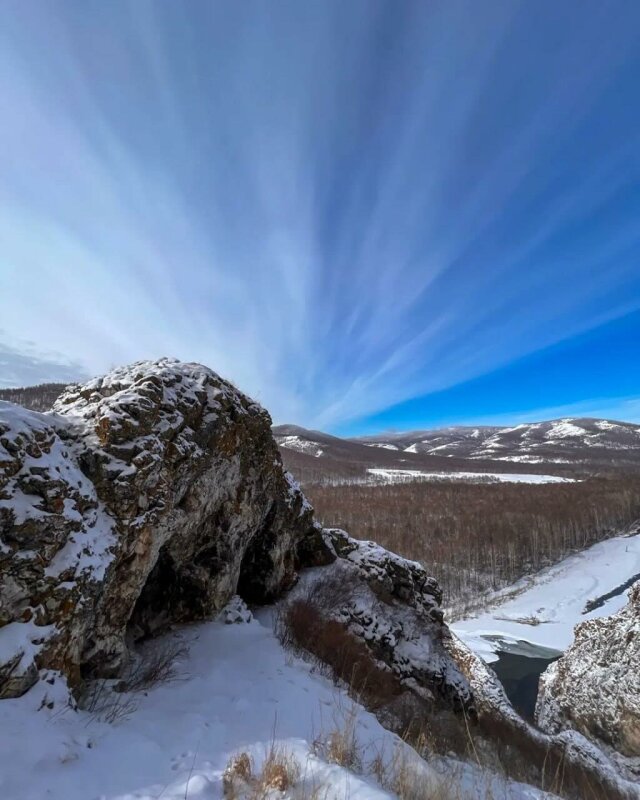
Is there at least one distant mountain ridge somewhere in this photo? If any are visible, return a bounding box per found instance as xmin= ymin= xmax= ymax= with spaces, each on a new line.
xmin=273 ymin=417 xmax=640 ymax=482
xmin=353 ymin=417 xmax=640 ymax=462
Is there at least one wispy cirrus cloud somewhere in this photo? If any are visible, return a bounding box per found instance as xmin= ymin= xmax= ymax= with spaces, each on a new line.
xmin=0 ymin=1 xmax=639 ymax=427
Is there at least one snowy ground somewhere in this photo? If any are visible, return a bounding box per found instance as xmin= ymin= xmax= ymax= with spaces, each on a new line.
xmin=452 ymin=532 xmax=640 ymax=663
xmin=0 ymin=608 xmax=553 ymax=800
xmin=366 ymin=468 xmax=575 ymax=485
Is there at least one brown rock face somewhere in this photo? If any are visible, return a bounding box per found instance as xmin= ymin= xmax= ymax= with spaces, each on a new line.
xmin=0 ymin=359 xmax=314 ymax=696
xmin=536 ymin=581 xmax=640 ymax=759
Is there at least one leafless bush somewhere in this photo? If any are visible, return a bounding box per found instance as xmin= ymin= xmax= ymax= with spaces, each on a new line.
xmin=119 ymin=638 xmax=188 ymax=692
xmin=81 ymin=679 xmax=138 ymax=725
xmin=81 ymin=637 xmax=188 ymax=724
xmin=276 ymin=592 xmax=401 ymax=709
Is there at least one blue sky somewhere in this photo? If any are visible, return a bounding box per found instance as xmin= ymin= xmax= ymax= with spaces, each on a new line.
xmin=0 ymin=1 xmax=639 ymax=434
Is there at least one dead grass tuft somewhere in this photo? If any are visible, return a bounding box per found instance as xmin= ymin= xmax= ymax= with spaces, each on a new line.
xmin=223 ymin=741 xmax=301 ymax=799
xmin=313 ymin=704 xmax=362 ymax=771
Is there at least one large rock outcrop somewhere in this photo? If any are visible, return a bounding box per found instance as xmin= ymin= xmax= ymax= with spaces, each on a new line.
xmin=0 ymin=358 xmax=477 ymax=720
xmin=445 ymin=631 xmax=640 ymax=798
xmin=0 ymin=359 xmax=313 ymax=696
xmin=536 ymin=581 xmax=640 ymax=759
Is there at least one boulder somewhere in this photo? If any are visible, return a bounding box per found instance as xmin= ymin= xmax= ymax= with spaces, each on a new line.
xmin=536 ymin=581 xmax=640 ymax=759
xmin=0 ymin=359 xmax=314 ymax=695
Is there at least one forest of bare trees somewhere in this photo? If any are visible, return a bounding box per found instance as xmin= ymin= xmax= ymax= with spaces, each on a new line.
xmin=307 ymin=477 xmax=640 ymax=611
xmin=0 ymin=383 xmax=67 ymax=411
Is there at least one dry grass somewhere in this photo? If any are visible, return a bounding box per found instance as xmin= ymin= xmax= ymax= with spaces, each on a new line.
xmin=223 ymin=743 xmax=301 ymax=799
xmin=313 ymin=703 xmax=362 ymax=771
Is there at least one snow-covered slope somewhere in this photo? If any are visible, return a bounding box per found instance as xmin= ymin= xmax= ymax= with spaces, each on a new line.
xmin=451 ymin=531 xmax=640 ymax=662
xmin=274 ymin=418 xmax=640 ymax=487
xmin=0 ymin=605 xmax=555 ymax=800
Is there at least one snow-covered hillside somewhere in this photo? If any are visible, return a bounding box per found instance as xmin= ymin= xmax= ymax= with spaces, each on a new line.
xmin=0 ymin=605 xmax=554 ymax=800
xmin=451 ymin=530 xmax=640 ymax=663
xmin=274 ymin=418 xmax=640 ymax=488
xmin=357 ymin=418 xmax=640 ymax=465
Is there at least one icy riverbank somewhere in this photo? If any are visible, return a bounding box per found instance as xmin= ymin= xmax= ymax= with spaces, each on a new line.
xmin=451 ymin=530 xmax=640 ymax=663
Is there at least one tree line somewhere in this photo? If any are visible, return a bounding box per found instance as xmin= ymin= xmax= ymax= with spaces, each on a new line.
xmin=306 ymin=477 xmax=640 ymax=611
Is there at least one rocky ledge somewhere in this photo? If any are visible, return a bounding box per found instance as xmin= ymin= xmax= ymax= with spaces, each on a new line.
xmin=536 ymin=580 xmax=640 ymax=761
xmin=297 ymin=527 xmax=474 ymax=713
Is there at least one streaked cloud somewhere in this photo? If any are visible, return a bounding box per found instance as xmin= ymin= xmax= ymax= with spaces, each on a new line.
xmin=0 ymin=1 xmax=639 ymax=427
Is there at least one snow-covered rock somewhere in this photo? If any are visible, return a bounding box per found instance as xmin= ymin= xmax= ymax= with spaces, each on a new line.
xmin=536 ymin=581 xmax=640 ymax=759
xmin=0 ymin=359 xmax=314 ymax=697
xmin=444 ymin=633 xmax=640 ymax=798
xmin=295 ymin=528 xmax=475 ymax=713
xmin=220 ymin=596 xmax=253 ymax=625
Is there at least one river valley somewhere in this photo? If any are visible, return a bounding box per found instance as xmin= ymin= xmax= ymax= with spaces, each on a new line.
xmin=451 ymin=530 xmax=640 ymax=720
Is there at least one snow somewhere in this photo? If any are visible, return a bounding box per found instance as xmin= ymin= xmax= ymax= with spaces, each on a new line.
xmin=0 ymin=608 xmax=551 ymax=800
xmin=366 ymin=469 xmax=575 ymax=485
xmin=284 ymin=470 xmax=313 ymax=516
xmin=595 ymin=420 xmax=622 ymax=431
xmin=277 ymin=435 xmax=324 ymax=457
xmin=365 ymin=443 xmax=400 ymax=451
xmin=452 ymin=532 xmax=640 ymax=663
xmin=0 ymin=400 xmax=118 ymax=582
xmin=545 ymin=420 xmax=587 ymax=440
xmin=0 ymin=619 xmax=55 ymax=670
xmin=490 ymin=456 xmax=573 ymax=464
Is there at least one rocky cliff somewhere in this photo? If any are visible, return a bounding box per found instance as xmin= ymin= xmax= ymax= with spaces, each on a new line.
xmin=0 ymin=358 xmax=470 ymax=713
xmin=0 ymin=359 xmax=314 ymax=697
xmin=536 ymin=581 xmax=640 ymax=760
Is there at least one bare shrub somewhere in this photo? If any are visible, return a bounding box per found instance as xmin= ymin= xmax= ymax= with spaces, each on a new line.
xmin=81 ymin=637 xmax=188 ymax=725
xmin=81 ymin=679 xmax=138 ymax=725
xmin=276 ymin=594 xmax=401 ymax=709
xmin=119 ymin=638 xmax=188 ymax=692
